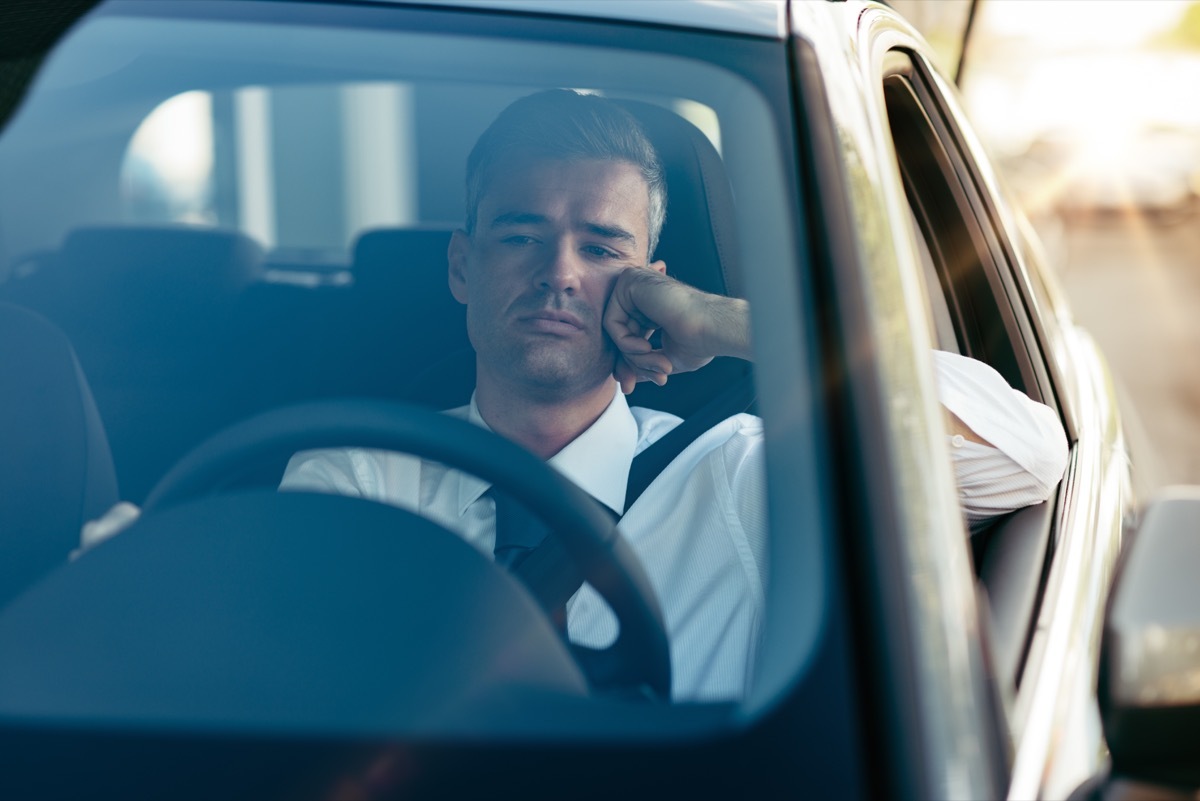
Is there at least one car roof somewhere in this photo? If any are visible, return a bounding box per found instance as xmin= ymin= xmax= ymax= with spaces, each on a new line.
xmin=384 ymin=0 xmax=788 ymax=39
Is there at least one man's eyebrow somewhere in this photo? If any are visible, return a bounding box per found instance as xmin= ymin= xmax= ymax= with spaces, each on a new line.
xmin=487 ymin=214 xmax=638 ymax=248
xmin=488 ymin=212 xmax=547 ymax=228
xmin=583 ymin=222 xmax=637 ymax=246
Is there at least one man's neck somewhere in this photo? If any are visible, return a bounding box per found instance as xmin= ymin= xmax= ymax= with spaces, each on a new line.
xmin=474 ymin=374 xmax=617 ymax=460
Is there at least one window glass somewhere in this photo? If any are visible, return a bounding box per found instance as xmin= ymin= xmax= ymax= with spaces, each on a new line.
xmin=882 ymin=58 xmax=1063 ymax=702
xmin=882 ymin=69 xmax=1026 ymax=391
xmin=0 ymin=2 xmax=823 ymax=739
xmin=118 ymin=82 xmax=719 ymax=258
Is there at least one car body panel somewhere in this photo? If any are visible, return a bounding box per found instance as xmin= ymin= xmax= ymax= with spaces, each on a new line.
xmin=795 ymin=3 xmax=1133 ymax=798
xmin=793 ymin=2 xmax=1004 ymax=796
xmin=866 ymin=7 xmax=1133 ymax=794
xmin=1010 ymin=324 xmax=1129 ymax=800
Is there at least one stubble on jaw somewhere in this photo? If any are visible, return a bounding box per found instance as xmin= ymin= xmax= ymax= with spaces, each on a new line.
xmin=476 ymin=331 xmax=619 ymax=405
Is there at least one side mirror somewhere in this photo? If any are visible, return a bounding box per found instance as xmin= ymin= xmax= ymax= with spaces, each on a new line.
xmin=1101 ymin=487 xmax=1200 ymax=787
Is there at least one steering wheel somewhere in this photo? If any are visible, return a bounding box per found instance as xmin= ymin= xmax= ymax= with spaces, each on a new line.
xmin=142 ymin=399 xmax=671 ymax=699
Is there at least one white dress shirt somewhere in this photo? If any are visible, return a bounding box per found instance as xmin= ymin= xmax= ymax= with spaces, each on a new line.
xmin=278 ymin=350 xmax=1068 ymax=702
xmin=931 ymin=350 xmax=1068 ymax=532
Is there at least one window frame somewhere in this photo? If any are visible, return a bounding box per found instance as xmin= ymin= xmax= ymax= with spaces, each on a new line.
xmin=0 ymin=0 xmax=854 ymax=769
xmin=881 ymin=55 xmax=1049 ymax=403
xmin=879 ymin=49 xmax=1067 ymax=708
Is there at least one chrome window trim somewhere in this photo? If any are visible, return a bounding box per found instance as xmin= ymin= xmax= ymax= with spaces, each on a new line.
xmin=1008 ymin=326 xmax=1129 ymax=800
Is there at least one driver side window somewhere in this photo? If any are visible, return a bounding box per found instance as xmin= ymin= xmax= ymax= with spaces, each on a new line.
xmin=882 ymin=52 xmax=1064 ymax=704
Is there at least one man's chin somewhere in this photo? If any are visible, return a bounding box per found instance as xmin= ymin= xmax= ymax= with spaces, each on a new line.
xmin=512 ymin=361 xmax=615 ymax=401
xmin=475 ymin=340 xmax=618 ymax=398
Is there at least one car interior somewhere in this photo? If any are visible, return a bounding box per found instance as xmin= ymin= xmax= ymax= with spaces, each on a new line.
xmin=0 ymin=29 xmax=763 ymax=727
xmin=0 ymin=90 xmax=753 ymax=509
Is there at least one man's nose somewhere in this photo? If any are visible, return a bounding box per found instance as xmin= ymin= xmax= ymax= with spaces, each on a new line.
xmin=536 ymin=241 xmax=584 ymax=294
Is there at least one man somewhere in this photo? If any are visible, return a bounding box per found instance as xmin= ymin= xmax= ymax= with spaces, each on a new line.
xmin=280 ymin=89 xmax=1068 ymax=702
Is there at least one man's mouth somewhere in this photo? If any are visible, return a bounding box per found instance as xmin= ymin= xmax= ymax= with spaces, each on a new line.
xmin=518 ymin=309 xmax=585 ymax=334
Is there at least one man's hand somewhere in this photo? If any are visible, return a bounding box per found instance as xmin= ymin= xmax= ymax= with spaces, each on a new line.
xmin=604 ymin=267 xmax=751 ymax=394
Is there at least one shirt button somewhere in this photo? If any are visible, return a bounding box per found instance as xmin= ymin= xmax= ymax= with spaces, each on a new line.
xmin=951 ymin=434 xmax=965 ymax=448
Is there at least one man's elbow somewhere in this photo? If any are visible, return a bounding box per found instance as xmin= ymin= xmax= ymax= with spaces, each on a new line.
xmin=1026 ymin=416 xmax=1070 ymax=503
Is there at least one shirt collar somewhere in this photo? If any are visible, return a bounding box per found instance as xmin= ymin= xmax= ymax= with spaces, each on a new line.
xmin=455 ymin=386 xmax=638 ymax=518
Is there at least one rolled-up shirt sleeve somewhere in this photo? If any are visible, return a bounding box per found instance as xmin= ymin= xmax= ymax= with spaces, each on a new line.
xmin=932 ymin=350 xmax=1069 ymax=532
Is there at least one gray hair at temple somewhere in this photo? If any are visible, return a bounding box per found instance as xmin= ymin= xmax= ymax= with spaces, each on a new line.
xmin=464 ymin=89 xmax=668 ymax=260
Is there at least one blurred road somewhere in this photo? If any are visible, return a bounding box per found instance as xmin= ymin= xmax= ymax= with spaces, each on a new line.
xmin=1056 ymin=214 xmax=1200 ymax=491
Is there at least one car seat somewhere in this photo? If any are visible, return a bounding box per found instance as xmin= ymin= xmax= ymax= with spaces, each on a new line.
xmin=362 ymin=99 xmax=751 ymax=417
xmin=345 ymin=226 xmax=465 ymax=401
xmin=4 ymin=224 xmax=264 ymax=501
xmin=0 ymin=302 xmax=118 ymax=608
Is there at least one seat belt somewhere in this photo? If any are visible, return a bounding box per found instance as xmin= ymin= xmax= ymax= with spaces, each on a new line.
xmin=510 ymin=370 xmax=756 ymax=621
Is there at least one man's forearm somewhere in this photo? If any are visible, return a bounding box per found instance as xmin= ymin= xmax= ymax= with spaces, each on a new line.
xmin=700 ymin=293 xmax=752 ymax=361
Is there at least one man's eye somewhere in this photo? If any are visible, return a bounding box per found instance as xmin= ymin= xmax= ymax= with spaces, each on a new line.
xmin=502 ymin=235 xmax=537 ymax=246
xmin=583 ymin=245 xmax=619 ymax=259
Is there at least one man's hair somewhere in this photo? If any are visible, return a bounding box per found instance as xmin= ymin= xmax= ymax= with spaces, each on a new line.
xmin=464 ymin=89 xmax=667 ymax=259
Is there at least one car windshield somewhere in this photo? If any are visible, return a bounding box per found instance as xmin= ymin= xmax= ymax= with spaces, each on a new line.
xmin=0 ymin=0 xmax=827 ymax=739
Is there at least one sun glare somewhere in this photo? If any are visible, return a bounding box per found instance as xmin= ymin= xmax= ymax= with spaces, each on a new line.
xmin=982 ymin=1 xmax=1188 ymax=49
xmin=963 ymin=0 xmax=1200 ymax=224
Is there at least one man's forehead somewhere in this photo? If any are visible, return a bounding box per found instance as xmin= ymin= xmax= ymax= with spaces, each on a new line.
xmin=480 ymin=156 xmax=649 ymax=210
xmin=478 ymin=156 xmax=651 ymax=236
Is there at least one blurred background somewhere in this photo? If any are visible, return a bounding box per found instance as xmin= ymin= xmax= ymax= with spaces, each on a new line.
xmin=896 ymin=0 xmax=1200 ymax=492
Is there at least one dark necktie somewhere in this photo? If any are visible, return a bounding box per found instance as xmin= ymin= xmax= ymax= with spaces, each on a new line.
xmin=490 ymin=488 xmax=550 ymax=568
xmin=491 ymin=487 xmax=566 ymax=632
xmin=490 ymin=488 xmax=618 ymax=635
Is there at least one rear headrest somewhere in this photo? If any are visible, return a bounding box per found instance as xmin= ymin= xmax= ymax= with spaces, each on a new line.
xmin=60 ymin=225 xmax=262 ymax=299
xmin=616 ymin=100 xmax=740 ymax=299
xmin=352 ymin=227 xmax=454 ymax=295
xmin=350 ymin=227 xmax=470 ymax=408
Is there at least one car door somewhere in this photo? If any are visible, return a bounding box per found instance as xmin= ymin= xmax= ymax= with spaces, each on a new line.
xmin=790 ymin=4 xmax=1008 ymax=798
xmin=861 ymin=7 xmax=1132 ymax=800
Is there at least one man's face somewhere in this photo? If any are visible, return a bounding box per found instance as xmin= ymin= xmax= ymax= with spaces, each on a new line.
xmin=449 ymin=156 xmax=659 ymax=401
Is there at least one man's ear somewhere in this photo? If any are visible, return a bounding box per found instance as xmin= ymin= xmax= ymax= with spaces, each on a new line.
xmin=648 ymin=259 xmax=667 ymax=275
xmin=448 ymin=229 xmax=471 ymax=305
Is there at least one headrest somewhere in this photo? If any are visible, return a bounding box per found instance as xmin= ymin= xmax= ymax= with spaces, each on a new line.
xmin=351 ymin=227 xmax=471 ymax=408
xmin=616 ymin=100 xmax=741 ymax=299
xmin=614 ymin=101 xmax=750 ymax=416
xmin=352 ymin=227 xmax=454 ymax=295
xmin=60 ymin=225 xmax=263 ymax=298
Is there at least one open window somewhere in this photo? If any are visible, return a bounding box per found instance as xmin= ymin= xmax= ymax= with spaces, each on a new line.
xmin=881 ymin=51 xmax=1062 ymax=700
